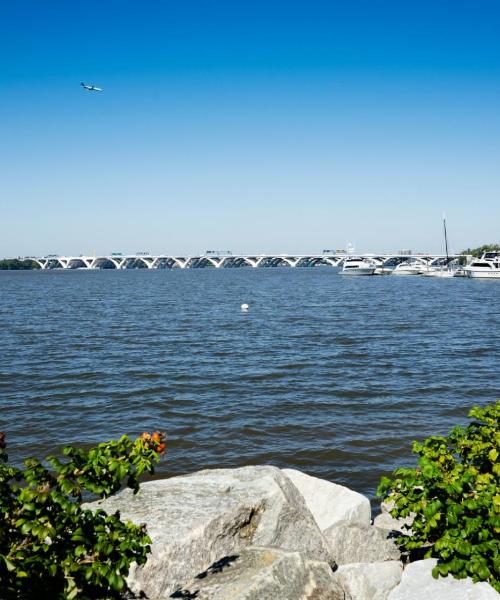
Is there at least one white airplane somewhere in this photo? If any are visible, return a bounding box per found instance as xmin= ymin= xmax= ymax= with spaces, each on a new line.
xmin=80 ymin=82 xmax=102 ymax=92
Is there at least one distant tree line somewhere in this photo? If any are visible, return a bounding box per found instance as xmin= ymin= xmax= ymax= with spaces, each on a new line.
xmin=460 ymin=244 xmax=500 ymax=258
xmin=0 ymin=259 xmax=40 ymax=270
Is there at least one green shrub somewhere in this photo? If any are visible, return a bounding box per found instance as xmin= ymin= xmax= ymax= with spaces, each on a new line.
xmin=378 ymin=400 xmax=499 ymax=591
xmin=0 ymin=431 xmax=166 ymax=599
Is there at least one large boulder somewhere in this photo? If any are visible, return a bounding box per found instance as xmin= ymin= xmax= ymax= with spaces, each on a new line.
xmin=333 ymin=561 xmax=403 ymax=600
xmin=323 ymin=523 xmax=401 ymax=565
xmin=387 ymin=559 xmax=499 ymax=599
xmin=282 ymin=468 xmax=371 ymax=530
xmin=88 ymin=466 xmax=333 ymax=599
xmin=171 ymin=546 xmax=346 ymax=600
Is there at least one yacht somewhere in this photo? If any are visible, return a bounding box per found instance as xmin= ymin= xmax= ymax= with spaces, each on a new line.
xmin=375 ymin=256 xmax=409 ymax=275
xmin=391 ymin=257 xmax=429 ymax=275
xmin=464 ymin=252 xmax=500 ymax=279
xmin=340 ymin=257 xmax=376 ymax=275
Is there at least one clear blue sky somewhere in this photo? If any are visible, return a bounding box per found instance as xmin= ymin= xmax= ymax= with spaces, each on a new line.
xmin=1 ymin=0 xmax=499 ymax=256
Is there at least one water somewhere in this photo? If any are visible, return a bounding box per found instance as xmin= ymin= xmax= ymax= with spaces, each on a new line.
xmin=1 ymin=269 xmax=499 ymax=504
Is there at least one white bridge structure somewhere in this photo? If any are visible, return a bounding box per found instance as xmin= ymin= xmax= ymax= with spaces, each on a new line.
xmin=23 ymin=253 xmax=455 ymax=270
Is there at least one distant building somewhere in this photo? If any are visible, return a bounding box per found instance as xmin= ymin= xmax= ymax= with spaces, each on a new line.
xmin=399 ymin=249 xmax=412 ymax=255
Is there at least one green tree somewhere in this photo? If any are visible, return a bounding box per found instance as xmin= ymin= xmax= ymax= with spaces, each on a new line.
xmin=0 ymin=431 xmax=166 ymax=599
xmin=378 ymin=401 xmax=500 ymax=591
xmin=460 ymin=244 xmax=500 ymax=258
xmin=0 ymin=259 xmax=40 ymax=270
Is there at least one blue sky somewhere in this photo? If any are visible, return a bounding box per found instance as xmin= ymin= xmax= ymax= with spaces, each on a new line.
xmin=1 ymin=0 xmax=499 ymax=256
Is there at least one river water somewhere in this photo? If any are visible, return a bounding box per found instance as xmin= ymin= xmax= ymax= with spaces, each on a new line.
xmin=1 ymin=268 xmax=499 ymax=502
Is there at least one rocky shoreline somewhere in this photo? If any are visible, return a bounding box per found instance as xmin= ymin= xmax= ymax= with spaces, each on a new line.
xmin=89 ymin=466 xmax=498 ymax=599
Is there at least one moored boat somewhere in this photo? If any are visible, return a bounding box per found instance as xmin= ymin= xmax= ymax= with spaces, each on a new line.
xmin=422 ymin=257 xmax=461 ymax=278
xmin=424 ymin=268 xmax=455 ymax=278
xmin=464 ymin=252 xmax=500 ymax=279
xmin=391 ymin=257 xmax=428 ymax=275
xmin=340 ymin=257 xmax=376 ymax=275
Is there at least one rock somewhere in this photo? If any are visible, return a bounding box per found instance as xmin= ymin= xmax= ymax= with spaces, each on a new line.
xmin=323 ymin=523 xmax=401 ymax=565
xmin=387 ymin=559 xmax=499 ymax=599
xmin=88 ymin=466 xmax=333 ymax=599
xmin=282 ymin=468 xmax=372 ymax=530
xmin=171 ymin=546 xmax=346 ymax=600
xmin=374 ymin=500 xmax=414 ymax=536
xmin=333 ymin=561 xmax=403 ymax=600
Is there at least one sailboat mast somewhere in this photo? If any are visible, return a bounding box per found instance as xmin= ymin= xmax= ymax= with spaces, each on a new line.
xmin=443 ymin=214 xmax=449 ymax=261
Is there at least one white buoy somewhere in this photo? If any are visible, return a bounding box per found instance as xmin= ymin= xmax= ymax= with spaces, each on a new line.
xmin=241 ymin=303 xmax=249 ymax=311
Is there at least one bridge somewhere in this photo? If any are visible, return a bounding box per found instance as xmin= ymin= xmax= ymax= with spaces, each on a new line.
xmin=19 ymin=253 xmax=456 ymax=270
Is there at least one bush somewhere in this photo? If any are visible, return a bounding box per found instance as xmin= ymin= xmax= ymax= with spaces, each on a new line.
xmin=378 ymin=401 xmax=499 ymax=591
xmin=0 ymin=431 xmax=166 ymax=599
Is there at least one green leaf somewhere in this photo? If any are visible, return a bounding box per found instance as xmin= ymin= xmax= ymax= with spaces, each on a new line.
xmin=1 ymin=555 xmax=16 ymax=572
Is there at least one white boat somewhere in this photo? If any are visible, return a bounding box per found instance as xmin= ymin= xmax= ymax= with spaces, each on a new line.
xmin=340 ymin=257 xmax=376 ymax=275
xmin=424 ymin=268 xmax=455 ymax=278
xmin=374 ymin=256 xmax=408 ymax=275
xmin=464 ymin=252 xmax=500 ymax=279
xmin=422 ymin=257 xmax=460 ymax=278
xmin=391 ymin=257 xmax=429 ymax=275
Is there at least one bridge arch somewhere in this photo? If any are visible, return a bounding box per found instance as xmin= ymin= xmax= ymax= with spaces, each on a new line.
xmin=32 ymin=259 xmax=48 ymax=269
xmin=66 ymin=258 xmax=88 ymax=269
xmin=295 ymin=256 xmax=337 ymax=267
xmin=221 ymin=257 xmax=252 ymax=268
xmin=134 ymin=256 xmax=154 ymax=269
xmin=92 ymin=257 xmax=118 ymax=269
xmin=153 ymin=257 xmax=173 ymax=269
xmin=258 ymin=256 xmax=296 ymax=267
xmin=323 ymin=257 xmax=343 ymax=267
xmin=188 ymin=257 xmax=218 ymax=268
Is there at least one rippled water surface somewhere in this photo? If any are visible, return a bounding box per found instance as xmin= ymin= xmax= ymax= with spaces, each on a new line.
xmin=1 ymin=269 xmax=499 ymax=502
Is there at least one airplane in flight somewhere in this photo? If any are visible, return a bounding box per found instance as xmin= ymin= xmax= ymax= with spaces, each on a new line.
xmin=80 ymin=82 xmax=103 ymax=92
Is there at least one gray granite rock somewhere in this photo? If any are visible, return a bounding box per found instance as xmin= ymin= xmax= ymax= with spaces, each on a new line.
xmin=333 ymin=561 xmax=403 ymax=600
xmin=282 ymin=468 xmax=372 ymax=530
xmin=88 ymin=466 xmax=333 ymax=599
xmin=324 ymin=523 xmax=401 ymax=565
xmin=387 ymin=559 xmax=499 ymax=600
xmin=373 ymin=499 xmax=414 ymax=535
xmin=171 ymin=546 xmax=346 ymax=600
